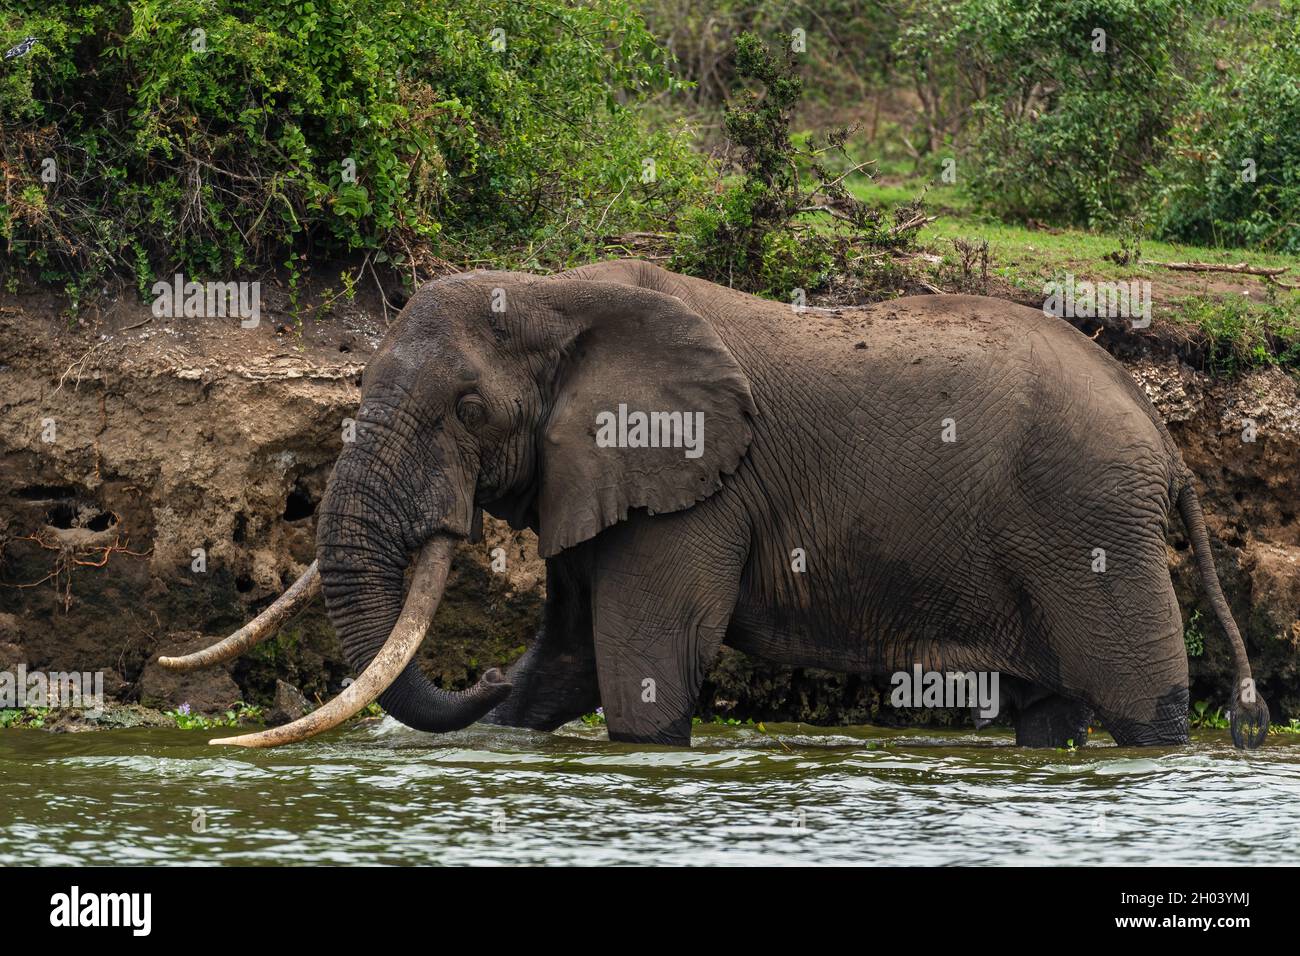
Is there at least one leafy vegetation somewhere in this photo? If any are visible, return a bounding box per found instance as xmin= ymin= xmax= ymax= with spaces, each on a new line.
xmin=164 ymin=701 xmax=264 ymax=730
xmin=0 ymin=0 xmax=705 ymax=299
xmin=1183 ymin=609 xmax=1205 ymax=658
xmin=0 ymin=707 xmax=48 ymax=729
xmin=1153 ymin=1 xmax=1300 ymax=253
xmin=1190 ymin=700 xmax=1230 ymax=730
xmin=893 ymin=0 xmax=1228 ymax=229
xmin=671 ymin=32 xmax=926 ymax=298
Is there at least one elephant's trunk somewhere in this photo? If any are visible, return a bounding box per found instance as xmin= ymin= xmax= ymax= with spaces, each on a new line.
xmin=210 ymin=453 xmax=511 ymax=747
xmin=211 ymin=537 xmax=457 ymax=746
xmin=315 ymin=464 xmax=511 ymax=736
xmin=322 ymin=543 xmax=512 ymax=735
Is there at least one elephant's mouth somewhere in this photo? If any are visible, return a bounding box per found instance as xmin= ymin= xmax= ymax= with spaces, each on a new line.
xmin=158 ymin=534 xmax=512 ymax=747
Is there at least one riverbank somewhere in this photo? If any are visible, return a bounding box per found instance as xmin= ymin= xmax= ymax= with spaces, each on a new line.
xmin=2 ymin=272 xmax=1299 ymax=733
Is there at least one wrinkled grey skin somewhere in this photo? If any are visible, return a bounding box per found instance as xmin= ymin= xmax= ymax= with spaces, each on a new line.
xmin=318 ymin=259 xmax=1268 ymax=748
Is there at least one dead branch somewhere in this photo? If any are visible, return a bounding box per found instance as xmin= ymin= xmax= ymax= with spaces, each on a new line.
xmin=1146 ymin=261 xmax=1289 ymax=277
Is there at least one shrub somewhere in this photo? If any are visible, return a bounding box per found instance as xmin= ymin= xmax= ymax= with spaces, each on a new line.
xmin=0 ymin=0 xmax=704 ymax=297
xmin=672 ymin=33 xmax=926 ymax=299
xmin=1152 ymin=2 xmax=1300 ymax=253
xmin=895 ymin=0 xmax=1230 ymax=229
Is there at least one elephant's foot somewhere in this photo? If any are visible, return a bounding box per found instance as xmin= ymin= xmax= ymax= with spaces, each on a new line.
xmin=479 ymin=660 xmax=599 ymax=731
xmin=1096 ymin=685 xmax=1190 ymax=747
xmin=478 ymin=637 xmax=600 ymax=732
xmin=1014 ymin=694 xmax=1094 ymax=748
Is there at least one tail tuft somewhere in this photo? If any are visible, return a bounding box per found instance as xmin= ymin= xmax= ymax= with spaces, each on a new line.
xmin=1230 ymin=681 xmax=1269 ymax=750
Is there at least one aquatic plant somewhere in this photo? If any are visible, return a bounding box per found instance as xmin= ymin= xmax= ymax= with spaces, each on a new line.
xmin=164 ymin=701 xmax=263 ymax=731
xmin=0 ymin=707 xmax=48 ymax=729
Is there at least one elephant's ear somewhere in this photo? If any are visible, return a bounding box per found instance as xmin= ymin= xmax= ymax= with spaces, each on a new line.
xmin=535 ymin=281 xmax=755 ymax=557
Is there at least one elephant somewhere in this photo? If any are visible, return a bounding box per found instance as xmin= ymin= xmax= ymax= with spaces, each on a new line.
xmin=160 ymin=258 xmax=1270 ymax=750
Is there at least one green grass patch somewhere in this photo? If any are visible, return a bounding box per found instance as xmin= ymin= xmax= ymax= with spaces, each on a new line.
xmin=841 ymin=170 xmax=1300 ymax=374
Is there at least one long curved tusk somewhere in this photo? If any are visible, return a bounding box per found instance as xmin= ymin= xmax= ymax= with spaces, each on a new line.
xmin=157 ymin=561 xmax=321 ymax=673
xmin=209 ymin=537 xmax=455 ymax=748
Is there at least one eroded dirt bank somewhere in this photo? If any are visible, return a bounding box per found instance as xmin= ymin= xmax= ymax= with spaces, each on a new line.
xmin=1 ymin=286 xmax=1297 ymax=728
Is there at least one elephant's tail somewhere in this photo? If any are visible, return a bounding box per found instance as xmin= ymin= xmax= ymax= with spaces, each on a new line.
xmin=1176 ymin=482 xmax=1268 ymax=749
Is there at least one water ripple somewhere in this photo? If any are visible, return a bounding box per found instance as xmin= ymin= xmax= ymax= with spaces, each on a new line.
xmin=2 ymin=723 xmax=1298 ymax=865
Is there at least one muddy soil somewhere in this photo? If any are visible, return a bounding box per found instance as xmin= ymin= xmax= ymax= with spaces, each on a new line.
xmin=1 ymin=280 xmax=1297 ymax=726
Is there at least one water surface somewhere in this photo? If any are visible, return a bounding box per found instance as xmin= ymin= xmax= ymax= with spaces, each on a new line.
xmin=2 ymin=721 xmax=1296 ymax=865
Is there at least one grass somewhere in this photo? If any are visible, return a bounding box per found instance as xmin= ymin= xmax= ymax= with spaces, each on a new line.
xmin=839 ymin=161 xmax=1300 ymax=375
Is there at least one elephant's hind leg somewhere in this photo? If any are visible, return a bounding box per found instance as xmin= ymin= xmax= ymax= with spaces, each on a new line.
xmin=1069 ymin=577 xmax=1190 ymax=747
xmin=1096 ymin=685 xmax=1189 ymax=746
xmin=1024 ymin=560 xmax=1189 ymax=748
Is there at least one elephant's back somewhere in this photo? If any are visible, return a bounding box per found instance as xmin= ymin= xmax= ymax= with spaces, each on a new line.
xmin=815 ymin=294 xmax=1172 ymax=441
xmin=722 ymin=291 xmax=1182 ymax=505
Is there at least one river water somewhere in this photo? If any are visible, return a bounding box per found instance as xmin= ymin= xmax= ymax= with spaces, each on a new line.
xmin=2 ymin=720 xmax=1297 ymax=866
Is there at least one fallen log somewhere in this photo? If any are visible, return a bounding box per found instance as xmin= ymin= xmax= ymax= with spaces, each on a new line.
xmin=1147 ymin=260 xmax=1289 ymax=277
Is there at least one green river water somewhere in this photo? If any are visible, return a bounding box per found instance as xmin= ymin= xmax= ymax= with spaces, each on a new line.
xmin=2 ymin=720 xmax=1297 ymax=866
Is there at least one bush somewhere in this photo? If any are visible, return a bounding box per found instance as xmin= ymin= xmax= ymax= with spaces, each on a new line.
xmin=638 ymin=0 xmax=898 ymax=111
xmin=895 ymin=0 xmax=1229 ymax=229
xmin=672 ymin=33 xmax=925 ymax=299
xmin=0 ymin=0 xmax=705 ymax=297
xmin=1153 ymin=2 xmax=1300 ymax=253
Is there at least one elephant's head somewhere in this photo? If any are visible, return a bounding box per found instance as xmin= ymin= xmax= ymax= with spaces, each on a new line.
xmin=163 ymin=266 xmax=755 ymax=746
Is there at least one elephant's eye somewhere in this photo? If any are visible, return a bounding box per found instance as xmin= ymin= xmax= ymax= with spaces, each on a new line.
xmin=456 ymin=393 xmax=488 ymax=430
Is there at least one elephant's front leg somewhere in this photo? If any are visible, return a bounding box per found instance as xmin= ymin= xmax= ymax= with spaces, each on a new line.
xmin=591 ymin=510 xmax=746 ymax=746
xmin=480 ymin=553 xmax=600 ymax=731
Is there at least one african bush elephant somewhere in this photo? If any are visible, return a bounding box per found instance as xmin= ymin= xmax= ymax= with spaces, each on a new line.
xmin=162 ymin=259 xmax=1269 ymax=749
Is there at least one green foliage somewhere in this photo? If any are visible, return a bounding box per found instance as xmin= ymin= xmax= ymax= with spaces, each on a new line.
xmin=890 ymin=0 xmax=1297 ymax=250
xmin=0 ymin=707 xmax=48 ymax=729
xmin=164 ymin=701 xmax=263 ymax=730
xmin=1153 ymin=2 xmax=1300 ymax=253
xmin=672 ymin=32 xmax=925 ymax=297
xmin=1190 ymin=700 xmax=1230 ymax=730
xmin=895 ymin=0 xmax=1230 ymax=229
xmin=1175 ymin=295 xmax=1300 ymax=376
xmin=1183 ymin=609 xmax=1205 ymax=657
xmin=0 ymin=0 xmax=702 ymax=294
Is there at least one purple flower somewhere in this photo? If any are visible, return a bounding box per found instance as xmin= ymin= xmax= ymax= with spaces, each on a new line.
xmin=178 ymin=703 xmax=191 ymax=715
